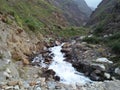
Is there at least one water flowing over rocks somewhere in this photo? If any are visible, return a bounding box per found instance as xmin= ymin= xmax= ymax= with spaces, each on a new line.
xmin=60 ymin=39 xmax=117 ymax=82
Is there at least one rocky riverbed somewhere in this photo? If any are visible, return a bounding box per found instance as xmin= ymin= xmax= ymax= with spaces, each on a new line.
xmin=0 ymin=39 xmax=120 ymax=90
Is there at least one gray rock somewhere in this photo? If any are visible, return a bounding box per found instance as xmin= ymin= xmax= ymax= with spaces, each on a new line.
xmin=5 ymin=86 xmax=14 ymax=90
xmin=104 ymin=73 xmax=111 ymax=79
xmin=84 ymin=80 xmax=120 ymax=90
xmin=34 ymin=86 xmax=41 ymax=90
xmin=115 ymin=67 xmax=120 ymax=75
xmin=14 ymin=85 xmax=20 ymax=90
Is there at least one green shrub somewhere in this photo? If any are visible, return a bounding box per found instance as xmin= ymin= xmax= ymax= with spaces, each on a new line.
xmin=83 ymin=36 xmax=102 ymax=44
xmin=94 ymin=22 xmax=104 ymax=35
xmin=109 ymin=33 xmax=120 ymax=40
xmin=110 ymin=40 xmax=120 ymax=54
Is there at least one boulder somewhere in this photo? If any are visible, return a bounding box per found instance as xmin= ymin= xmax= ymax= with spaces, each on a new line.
xmin=62 ymin=43 xmax=71 ymax=48
xmin=115 ymin=67 xmax=120 ymax=75
xmin=61 ymin=48 xmax=72 ymax=53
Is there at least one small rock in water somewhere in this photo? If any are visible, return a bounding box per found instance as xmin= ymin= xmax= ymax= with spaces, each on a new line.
xmin=104 ymin=73 xmax=111 ymax=79
xmin=115 ymin=67 xmax=120 ymax=75
xmin=54 ymin=76 xmax=60 ymax=81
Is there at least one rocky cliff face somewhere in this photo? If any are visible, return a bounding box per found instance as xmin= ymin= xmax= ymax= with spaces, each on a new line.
xmin=48 ymin=0 xmax=92 ymax=26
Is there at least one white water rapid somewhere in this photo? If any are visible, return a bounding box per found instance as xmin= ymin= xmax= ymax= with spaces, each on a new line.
xmin=49 ymin=44 xmax=92 ymax=85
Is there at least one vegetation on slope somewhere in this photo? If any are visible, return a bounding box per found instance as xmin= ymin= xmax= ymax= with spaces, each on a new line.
xmin=0 ymin=0 xmax=67 ymax=35
xmin=0 ymin=0 xmax=89 ymax=39
xmin=87 ymin=0 xmax=120 ymax=54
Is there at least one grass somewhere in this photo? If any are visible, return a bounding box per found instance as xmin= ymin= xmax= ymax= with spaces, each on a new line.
xmin=83 ymin=36 xmax=102 ymax=44
xmin=107 ymin=33 xmax=120 ymax=54
xmin=0 ymin=0 xmax=61 ymax=35
xmin=52 ymin=26 xmax=90 ymax=39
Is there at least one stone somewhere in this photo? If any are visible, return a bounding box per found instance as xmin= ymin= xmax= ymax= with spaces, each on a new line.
xmin=18 ymin=81 xmax=23 ymax=87
xmin=16 ymin=28 xmax=23 ymax=34
xmin=29 ymin=81 xmax=37 ymax=86
xmin=62 ymin=43 xmax=71 ymax=48
xmin=33 ymin=74 xmax=39 ymax=78
xmin=42 ymin=69 xmax=56 ymax=79
xmin=90 ymin=72 xmax=100 ymax=81
xmin=115 ymin=67 xmax=120 ymax=75
xmin=45 ymin=57 xmax=52 ymax=63
xmin=91 ymin=64 xmax=106 ymax=71
xmin=94 ymin=70 xmax=101 ymax=74
xmin=55 ymin=86 xmax=61 ymax=89
xmin=14 ymin=85 xmax=19 ymax=90
xmin=104 ymin=73 xmax=111 ymax=79
xmin=61 ymin=48 xmax=71 ymax=53
xmin=7 ymin=81 xmax=18 ymax=86
xmin=5 ymin=59 xmax=11 ymax=64
xmin=54 ymin=76 xmax=60 ymax=81
xmin=55 ymin=41 xmax=61 ymax=46
xmin=5 ymin=86 xmax=14 ymax=90
xmin=23 ymin=81 xmax=30 ymax=89
xmin=96 ymin=58 xmax=113 ymax=64
xmin=0 ymin=85 xmax=8 ymax=89
xmin=35 ymin=86 xmax=41 ymax=90
xmin=39 ymin=78 xmax=46 ymax=86
xmin=6 ymin=68 xmax=11 ymax=74
xmin=3 ymin=72 xmax=11 ymax=79
xmin=22 ymin=58 xmax=30 ymax=65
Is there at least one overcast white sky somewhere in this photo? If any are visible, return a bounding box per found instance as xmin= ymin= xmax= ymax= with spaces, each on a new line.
xmin=84 ymin=0 xmax=102 ymax=8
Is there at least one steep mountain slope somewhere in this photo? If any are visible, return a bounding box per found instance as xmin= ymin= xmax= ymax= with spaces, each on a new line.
xmin=88 ymin=0 xmax=120 ymax=35
xmin=87 ymin=0 xmax=120 ymax=53
xmin=0 ymin=0 xmax=68 ymax=36
xmin=48 ymin=0 xmax=92 ymax=26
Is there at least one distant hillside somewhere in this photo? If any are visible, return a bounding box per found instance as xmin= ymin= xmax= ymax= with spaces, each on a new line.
xmin=48 ymin=0 xmax=92 ymax=26
xmin=87 ymin=0 xmax=120 ymax=53
xmin=88 ymin=0 xmax=120 ymax=35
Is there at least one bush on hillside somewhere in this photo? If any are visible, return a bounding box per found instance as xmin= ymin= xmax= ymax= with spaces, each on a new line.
xmin=83 ymin=36 xmax=102 ymax=44
xmin=110 ymin=40 xmax=120 ymax=54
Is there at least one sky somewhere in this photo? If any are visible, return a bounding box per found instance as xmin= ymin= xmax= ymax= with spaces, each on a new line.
xmin=84 ymin=0 xmax=102 ymax=8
